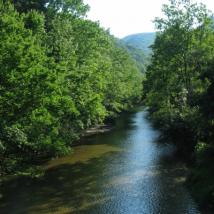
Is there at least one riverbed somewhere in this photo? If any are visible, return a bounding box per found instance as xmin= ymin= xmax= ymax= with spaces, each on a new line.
xmin=0 ymin=109 xmax=200 ymax=214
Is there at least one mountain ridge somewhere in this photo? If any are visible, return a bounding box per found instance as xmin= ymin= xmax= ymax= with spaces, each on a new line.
xmin=120 ymin=32 xmax=156 ymax=72
xmin=122 ymin=32 xmax=156 ymax=56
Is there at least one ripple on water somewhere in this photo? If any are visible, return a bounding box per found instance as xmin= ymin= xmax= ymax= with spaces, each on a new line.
xmin=0 ymin=110 xmax=200 ymax=214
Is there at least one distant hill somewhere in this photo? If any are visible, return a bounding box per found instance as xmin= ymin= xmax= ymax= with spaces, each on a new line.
xmin=116 ymin=39 xmax=146 ymax=73
xmin=122 ymin=32 xmax=156 ymax=56
xmin=209 ymin=16 xmax=214 ymax=27
xmin=119 ymin=32 xmax=156 ymax=73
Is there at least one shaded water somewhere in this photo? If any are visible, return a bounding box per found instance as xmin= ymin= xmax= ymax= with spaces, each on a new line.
xmin=0 ymin=109 xmax=200 ymax=214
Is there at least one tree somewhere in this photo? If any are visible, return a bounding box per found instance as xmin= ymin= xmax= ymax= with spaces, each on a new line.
xmin=0 ymin=2 xmax=78 ymax=173
xmin=144 ymin=1 xmax=214 ymax=206
xmin=144 ymin=0 xmax=213 ymax=155
xmin=0 ymin=0 xmax=143 ymax=175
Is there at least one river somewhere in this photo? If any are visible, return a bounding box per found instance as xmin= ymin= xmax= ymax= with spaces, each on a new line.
xmin=0 ymin=108 xmax=200 ymax=214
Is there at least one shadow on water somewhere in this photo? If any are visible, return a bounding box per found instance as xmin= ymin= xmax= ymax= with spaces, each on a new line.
xmin=0 ymin=109 xmax=200 ymax=214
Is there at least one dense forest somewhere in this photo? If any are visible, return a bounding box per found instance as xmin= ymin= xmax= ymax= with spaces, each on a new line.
xmin=144 ymin=0 xmax=214 ymax=209
xmin=0 ymin=0 xmax=143 ymax=175
xmin=1 ymin=0 xmax=214 ymax=212
xmin=121 ymin=33 xmax=156 ymax=73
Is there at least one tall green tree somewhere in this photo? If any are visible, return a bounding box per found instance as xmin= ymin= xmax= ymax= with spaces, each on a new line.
xmin=0 ymin=0 xmax=143 ymax=175
xmin=144 ymin=0 xmax=213 ymax=154
xmin=144 ymin=1 xmax=214 ymax=207
xmin=0 ymin=1 xmax=78 ymax=173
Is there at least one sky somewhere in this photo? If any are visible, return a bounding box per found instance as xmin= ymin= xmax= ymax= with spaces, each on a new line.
xmin=83 ymin=0 xmax=214 ymax=38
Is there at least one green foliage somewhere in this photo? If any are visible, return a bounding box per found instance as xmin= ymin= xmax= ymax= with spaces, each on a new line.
xmin=188 ymin=143 xmax=214 ymax=209
xmin=0 ymin=0 xmax=143 ymax=175
xmin=121 ymin=33 xmax=156 ymax=73
xmin=144 ymin=0 xmax=214 ymax=209
xmin=12 ymin=0 xmax=48 ymax=13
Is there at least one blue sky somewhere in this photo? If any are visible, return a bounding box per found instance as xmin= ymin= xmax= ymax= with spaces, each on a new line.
xmin=83 ymin=0 xmax=214 ymax=38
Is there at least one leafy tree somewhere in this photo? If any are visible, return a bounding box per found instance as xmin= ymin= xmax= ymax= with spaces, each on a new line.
xmin=0 ymin=0 xmax=143 ymax=175
xmin=0 ymin=1 xmax=78 ymax=173
xmin=144 ymin=0 xmax=213 ymax=155
xmin=144 ymin=0 xmax=214 ymax=208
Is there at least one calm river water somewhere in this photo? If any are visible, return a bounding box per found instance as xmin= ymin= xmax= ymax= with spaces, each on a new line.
xmin=0 ymin=109 xmax=200 ymax=214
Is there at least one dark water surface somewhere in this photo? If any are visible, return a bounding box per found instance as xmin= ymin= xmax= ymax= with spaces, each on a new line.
xmin=0 ymin=109 xmax=200 ymax=214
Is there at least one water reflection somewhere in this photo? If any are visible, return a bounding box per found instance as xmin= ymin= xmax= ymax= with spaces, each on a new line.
xmin=0 ymin=109 xmax=200 ymax=214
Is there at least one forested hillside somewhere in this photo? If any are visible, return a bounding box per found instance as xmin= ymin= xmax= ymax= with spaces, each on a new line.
xmin=0 ymin=0 xmax=143 ymax=175
xmin=121 ymin=32 xmax=156 ymax=73
xmin=117 ymin=40 xmax=147 ymax=73
xmin=144 ymin=0 xmax=214 ymax=209
xmin=122 ymin=32 xmax=156 ymax=56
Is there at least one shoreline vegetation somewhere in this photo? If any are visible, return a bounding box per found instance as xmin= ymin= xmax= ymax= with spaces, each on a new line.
xmin=1 ymin=0 xmax=214 ymax=212
xmin=144 ymin=0 xmax=214 ymax=211
xmin=0 ymin=0 xmax=143 ymax=177
xmin=0 ymin=106 xmax=139 ymax=183
xmin=0 ymin=107 xmax=136 ymax=192
xmin=0 ymin=122 xmax=114 ymax=185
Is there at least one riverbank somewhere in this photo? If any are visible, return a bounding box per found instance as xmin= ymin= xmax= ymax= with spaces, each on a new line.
xmin=144 ymin=111 xmax=214 ymax=213
xmin=0 ymin=124 xmax=114 ymax=180
xmin=0 ymin=109 xmax=200 ymax=214
xmin=81 ymin=125 xmax=113 ymax=137
xmin=0 ymin=108 xmax=137 ymax=180
xmin=187 ymin=154 xmax=214 ymax=213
